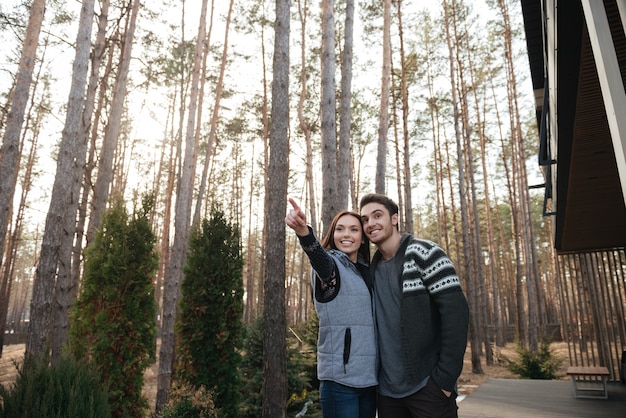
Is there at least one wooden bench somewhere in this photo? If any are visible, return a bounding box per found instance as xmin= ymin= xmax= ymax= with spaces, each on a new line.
xmin=566 ymin=366 xmax=610 ymax=399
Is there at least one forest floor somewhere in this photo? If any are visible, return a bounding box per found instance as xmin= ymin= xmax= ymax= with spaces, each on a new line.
xmin=0 ymin=340 xmax=572 ymax=412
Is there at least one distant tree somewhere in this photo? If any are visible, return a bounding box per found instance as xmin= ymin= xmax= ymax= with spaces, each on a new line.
xmin=0 ymin=58 xmax=48 ymax=355
xmin=455 ymin=3 xmax=493 ymax=365
xmin=157 ymin=0 xmax=208 ymax=411
xmin=194 ymin=0 xmax=235 ymax=224
xmin=2 ymin=0 xmax=45 ymax=358
xmin=71 ymin=0 xmax=111 ymax=308
xmin=442 ymin=0 xmax=482 ymax=375
xmin=176 ymin=208 xmax=244 ymax=418
xmin=69 ymin=195 xmax=158 ymax=418
xmin=87 ymin=0 xmax=141 ymax=241
xmin=495 ymin=0 xmax=542 ymax=351
xmin=0 ymin=0 xmax=45 ymax=273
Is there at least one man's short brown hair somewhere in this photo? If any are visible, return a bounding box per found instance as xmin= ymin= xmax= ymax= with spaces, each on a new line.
xmin=359 ymin=193 xmax=399 ymax=217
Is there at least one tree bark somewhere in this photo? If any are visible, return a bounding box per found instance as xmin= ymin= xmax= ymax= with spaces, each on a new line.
xmin=297 ymin=0 xmax=318 ymax=234
xmin=375 ymin=0 xmax=392 ymax=194
xmin=442 ymin=0 xmax=483 ymax=375
xmin=337 ymin=0 xmax=354 ymax=210
xmin=0 ymin=86 xmax=42 ymax=355
xmin=156 ymin=0 xmax=208 ymax=411
xmin=320 ymin=0 xmax=337 ymax=234
xmin=70 ymin=0 xmax=111 ymax=309
xmin=48 ymin=0 xmax=97 ymax=365
xmin=262 ymin=0 xmax=290 ymax=416
xmin=25 ymin=0 xmax=95 ymax=362
xmin=0 ymin=0 xmax=45 ymax=294
xmin=452 ymin=3 xmax=490 ymax=365
xmin=498 ymin=0 xmax=542 ymax=350
xmin=87 ymin=0 xmax=140 ymax=242
xmin=195 ymin=0 xmax=230 ymax=225
xmin=155 ymin=110 xmax=177 ymax=327
xmin=395 ymin=0 xmax=413 ymax=233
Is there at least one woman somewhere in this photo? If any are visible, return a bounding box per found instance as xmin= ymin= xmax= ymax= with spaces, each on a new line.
xmin=285 ymin=198 xmax=377 ymax=418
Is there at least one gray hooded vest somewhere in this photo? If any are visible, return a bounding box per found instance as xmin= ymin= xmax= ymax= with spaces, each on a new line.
xmin=312 ymin=249 xmax=377 ymax=388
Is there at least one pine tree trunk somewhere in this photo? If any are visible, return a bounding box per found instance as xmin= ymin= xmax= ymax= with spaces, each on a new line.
xmin=156 ymin=113 xmax=177 ymax=326
xmin=0 ymin=0 xmax=45 ymax=298
xmin=442 ymin=0 xmax=483 ymax=375
xmin=337 ymin=0 xmax=354 ymax=210
xmin=423 ymin=27 xmax=450 ymax=249
xmin=87 ymin=0 xmax=140 ymax=242
xmin=453 ymin=10 xmax=492 ymax=366
xmin=196 ymin=0 xmax=235 ymax=225
xmin=244 ymin=142 xmax=258 ymax=323
xmin=499 ymin=0 xmax=542 ymax=350
xmin=297 ymin=0 xmax=318 ymax=233
xmin=48 ymin=0 xmax=97 ymax=365
xmin=71 ymin=0 xmax=110 ymax=301
xmin=478 ymin=99 xmax=501 ymax=354
xmin=392 ymin=92 xmax=404 ymax=225
xmin=257 ymin=3 xmax=270 ymax=316
xmin=27 ymin=0 xmax=96 ymax=362
xmin=376 ymin=0 xmax=391 ymax=194
xmin=156 ymin=0 xmax=208 ymax=411
xmin=396 ymin=0 xmax=413 ymax=234
xmin=0 ymin=27 xmax=46 ymax=355
xmin=262 ymin=1 xmax=290 ymax=415
xmin=489 ymin=71 xmax=518 ymax=345
xmin=320 ymin=0 xmax=337 ymax=233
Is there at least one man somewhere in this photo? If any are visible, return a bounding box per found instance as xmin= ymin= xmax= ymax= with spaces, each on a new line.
xmin=359 ymin=193 xmax=469 ymax=418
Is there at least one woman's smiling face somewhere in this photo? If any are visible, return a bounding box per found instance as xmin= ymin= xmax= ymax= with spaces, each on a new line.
xmin=332 ymin=214 xmax=364 ymax=262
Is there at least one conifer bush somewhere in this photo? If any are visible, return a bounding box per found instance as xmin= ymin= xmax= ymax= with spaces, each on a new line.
xmin=238 ymin=317 xmax=320 ymax=418
xmin=505 ymin=339 xmax=562 ymax=379
xmin=155 ymin=382 xmax=218 ymax=418
xmin=69 ymin=195 xmax=158 ymax=417
xmin=175 ymin=208 xmax=244 ymax=418
xmin=0 ymin=353 xmax=110 ymax=417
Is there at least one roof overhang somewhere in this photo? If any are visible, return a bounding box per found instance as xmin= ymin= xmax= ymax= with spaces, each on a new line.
xmin=521 ymin=0 xmax=626 ymax=252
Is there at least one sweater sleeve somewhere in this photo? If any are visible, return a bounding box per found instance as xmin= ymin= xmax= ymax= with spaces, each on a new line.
xmin=297 ymin=225 xmax=338 ymax=284
xmin=431 ymin=286 xmax=469 ymax=392
xmin=414 ymin=240 xmax=470 ymax=392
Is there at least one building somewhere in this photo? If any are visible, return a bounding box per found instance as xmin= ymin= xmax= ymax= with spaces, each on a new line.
xmin=521 ymin=0 xmax=626 ymax=381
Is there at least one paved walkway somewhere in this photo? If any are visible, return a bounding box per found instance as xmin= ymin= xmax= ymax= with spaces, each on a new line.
xmin=458 ymin=378 xmax=626 ymax=417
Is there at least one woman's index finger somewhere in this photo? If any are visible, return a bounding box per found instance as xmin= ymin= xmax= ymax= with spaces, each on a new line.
xmin=288 ymin=197 xmax=301 ymax=212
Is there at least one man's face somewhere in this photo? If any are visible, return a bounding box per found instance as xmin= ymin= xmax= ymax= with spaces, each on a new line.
xmin=360 ymin=202 xmax=397 ymax=245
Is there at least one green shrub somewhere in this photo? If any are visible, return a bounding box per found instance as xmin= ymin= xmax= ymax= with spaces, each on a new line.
xmin=0 ymin=353 xmax=110 ymax=417
xmin=238 ymin=316 xmax=321 ymax=418
xmin=69 ymin=195 xmax=158 ymax=417
xmin=154 ymin=382 xmax=218 ymax=418
xmin=505 ymin=339 xmax=562 ymax=379
xmin=176 ymin=209 xmax=244 ymax=418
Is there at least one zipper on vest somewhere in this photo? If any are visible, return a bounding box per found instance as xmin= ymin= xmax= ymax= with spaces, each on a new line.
xmin=343 ymin=327 xmax=351 ymax=373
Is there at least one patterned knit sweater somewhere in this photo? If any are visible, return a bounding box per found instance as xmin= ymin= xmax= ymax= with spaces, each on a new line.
xmin=371 ymin=233 xmax=469 ymax=393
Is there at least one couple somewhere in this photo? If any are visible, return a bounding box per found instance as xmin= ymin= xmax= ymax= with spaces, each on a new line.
xmin=285 ymin=193 xmax=470 ymax=418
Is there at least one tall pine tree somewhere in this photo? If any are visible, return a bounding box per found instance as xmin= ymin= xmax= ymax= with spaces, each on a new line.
xmin=176 ymin=207 xmax=244 ymax=418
